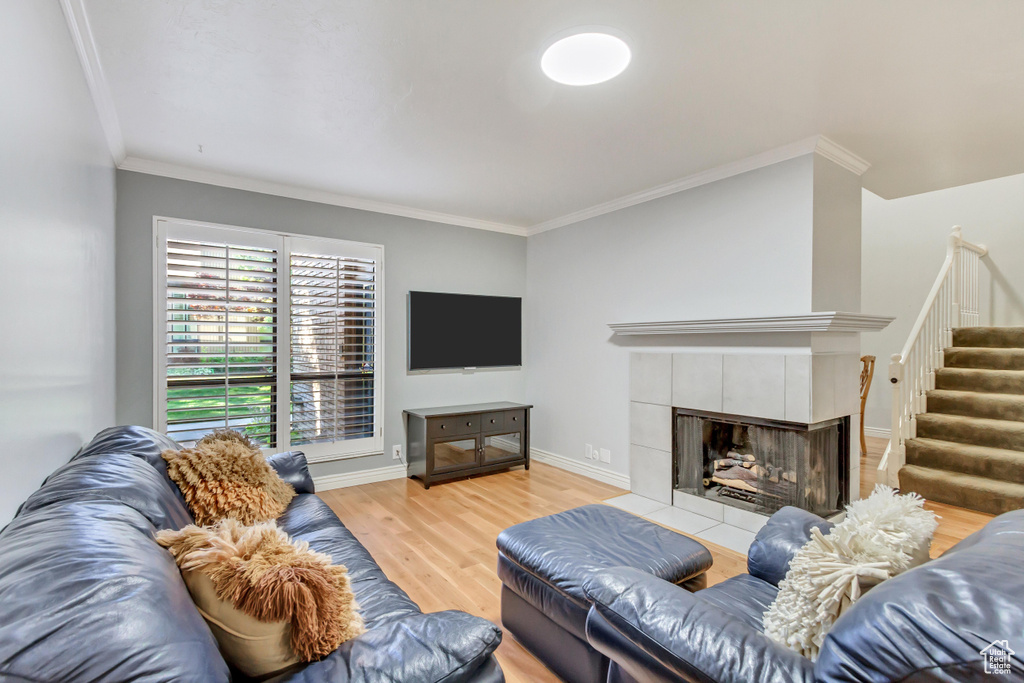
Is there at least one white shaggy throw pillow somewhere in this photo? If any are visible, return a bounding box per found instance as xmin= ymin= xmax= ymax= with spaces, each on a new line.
xmin=762 ymin=485 xmax=938 ymax=660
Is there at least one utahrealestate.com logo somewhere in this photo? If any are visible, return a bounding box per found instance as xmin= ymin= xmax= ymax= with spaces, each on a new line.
xmin=981 ymin=640 xmax=1015 ymax=675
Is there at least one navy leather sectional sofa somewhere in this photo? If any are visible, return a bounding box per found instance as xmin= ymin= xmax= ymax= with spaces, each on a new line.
xmin=584 ymin=506 xmax=1024 ymax=682
xmin=0 ymin=426 xmax=504 ymax=682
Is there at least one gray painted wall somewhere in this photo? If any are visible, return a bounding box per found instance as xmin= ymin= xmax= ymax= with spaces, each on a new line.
xmin=0 ymin=3 xmax=116 ymax=522
xmin=525 ymin=155 xmax=818 ymax=476
xmin=861 ymin=174 xmax=1024 ymax=430
xmin=115 ymin=171 xmax=526 ymax=478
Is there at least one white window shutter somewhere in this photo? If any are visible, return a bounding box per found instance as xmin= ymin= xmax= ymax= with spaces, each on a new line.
xmin=156 ymin=220 xmax=383 ymax=460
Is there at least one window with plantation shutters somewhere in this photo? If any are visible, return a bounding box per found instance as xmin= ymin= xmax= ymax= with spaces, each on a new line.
xmin=162 ymin=229 xmax=280 ymax=446
xmin=289 ymin=249 xmax=376 ymax=446
xmin=156 ymin=220 xmax=383 ymax=461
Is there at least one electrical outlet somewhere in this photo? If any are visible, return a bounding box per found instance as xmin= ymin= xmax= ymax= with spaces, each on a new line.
xmin=392 ymin=444 xmax=402 ymax=460
xmin=585 ymin=443 xmax=594 ymax=460
xmin=599 ymin=448 xmax=611 ymax=464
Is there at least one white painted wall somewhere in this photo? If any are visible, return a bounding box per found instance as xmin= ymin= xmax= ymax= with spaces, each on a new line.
xmin=0 ymin=3 xmax=117 ymax=523
xmin=526 ymin=155 xmax=817 ymax=476
xmin=812 ymin=156 xmax=863 ymax=312
xmin=861 ymin=174 xmax=1024 ymax=431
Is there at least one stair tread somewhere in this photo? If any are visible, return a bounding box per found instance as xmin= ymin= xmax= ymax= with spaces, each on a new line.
xmin=927 ymin=389 xmax=1024 ymax=403
xmin=906 ymin=436 xmax=1024 ymax=483
xmin=953 ymin=327 xmax=1024 ymax=349
xmin=937 ymin=367 xmax=1024 ymax=376
xmin=955 ymin=327 xmax=1024 ymax=332
xmin=932 ymin=368 xmax=1024 ymax=395
xmin=945 ymin=347 xmax=1024 ymax=371
xmin=900 ymin=464 xmax=1024 ymax=513
xmin=901 ymin=464 xmax=1024 ymax=493
xmin=907 ymin=437 xmax=1024 ymax=464
xmin=916 ymin=412 xmax=1024 ymax=432
xmin=925 ymin=389 xmax=1024 ymax=421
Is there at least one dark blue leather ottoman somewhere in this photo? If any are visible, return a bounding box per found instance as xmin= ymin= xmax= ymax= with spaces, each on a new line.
xmin=496 ymin=504 xmax=713 ymax=683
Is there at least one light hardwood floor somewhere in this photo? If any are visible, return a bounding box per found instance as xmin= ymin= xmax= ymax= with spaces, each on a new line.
xmin=318 ymin=438 xmax=994 ymax=683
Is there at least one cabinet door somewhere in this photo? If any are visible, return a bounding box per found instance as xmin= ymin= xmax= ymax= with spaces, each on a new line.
xmin=481 ymin=431 xmax=523 ymax=464
xmin=430 ymin=435 xmax=480 ymax=473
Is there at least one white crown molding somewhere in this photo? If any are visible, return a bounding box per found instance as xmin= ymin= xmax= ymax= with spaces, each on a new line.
xmin=119 ymin=156 xmax=530 ymax=236
xmin=814 ymin=136 xmax=871 ymax=176
xmin=313 ymin=463 xmax=407 ymax=491
xmin=608 ymin=312 xmax=894 ymax=336
xmin=531 ymin=448 xmax=631 ymax=489
xmin=527 ymin=135 xmax=871 ymax=236
xmin=59 ymin=0 xmax=126 ymax=164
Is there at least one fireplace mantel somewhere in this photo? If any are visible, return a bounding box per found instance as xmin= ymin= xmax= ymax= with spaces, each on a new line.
xmin=609 ymin=312 xmax=893 ymax=336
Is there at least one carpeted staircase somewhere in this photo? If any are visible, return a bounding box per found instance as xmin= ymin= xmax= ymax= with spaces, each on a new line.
xmin=899 ymin=327 xmax=1024 ymax=515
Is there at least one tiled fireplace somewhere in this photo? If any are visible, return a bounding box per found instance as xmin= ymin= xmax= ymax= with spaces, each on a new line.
xmin=616 ymin=313 xmax=892 ymax=550
xmin=629 ymin=350 xmax=863 ymax=522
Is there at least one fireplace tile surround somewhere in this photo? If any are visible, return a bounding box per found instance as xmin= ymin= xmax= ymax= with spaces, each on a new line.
xmin=628 ymin=351 xmax=863 ymax=513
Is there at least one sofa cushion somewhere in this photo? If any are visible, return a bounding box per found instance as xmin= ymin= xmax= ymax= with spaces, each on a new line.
xmin=0 ymin=500 xmax=228 ymax=683
xmin=694 ymin=573 xmax=779 ymax=632
xmin=276 ymin=494 xmax=421 ymax=629
xmin=18 ymin=452 xmax=191 ymax=531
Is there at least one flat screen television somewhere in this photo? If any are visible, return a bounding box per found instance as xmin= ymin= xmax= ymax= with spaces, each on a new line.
xmin=408 ymin=291 xmax=522 ymax=370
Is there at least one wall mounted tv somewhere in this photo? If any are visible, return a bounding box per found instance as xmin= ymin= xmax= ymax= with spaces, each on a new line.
xmin=408 ymin=291 xmax=522 ymax=370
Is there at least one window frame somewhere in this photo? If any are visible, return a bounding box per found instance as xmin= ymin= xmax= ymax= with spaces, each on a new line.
xmin=153 ymin=216 xmax=385 ymax=462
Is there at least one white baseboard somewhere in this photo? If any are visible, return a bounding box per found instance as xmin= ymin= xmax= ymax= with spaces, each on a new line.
xmin=314 ymin=464 xmax=407 ymax=491
xmin=530 ymin=448 xmax=630 ymax=489
xmin=863 ymin=426 xmax=891 ymax=439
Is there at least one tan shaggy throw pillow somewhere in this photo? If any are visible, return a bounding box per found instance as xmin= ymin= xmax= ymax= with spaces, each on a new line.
xmin=156 ymin=518 xmax=364 ymax=671
xmin=162 ymin=429 xmax=295 ymax=525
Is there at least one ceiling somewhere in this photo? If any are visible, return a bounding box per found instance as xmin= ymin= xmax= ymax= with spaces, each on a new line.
xmin=75 ymin=0 xmax=1024 ymax=231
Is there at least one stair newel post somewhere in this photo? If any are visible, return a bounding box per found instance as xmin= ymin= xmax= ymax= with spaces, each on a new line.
xmin=888 ymin=353 xmax=905 ymax=487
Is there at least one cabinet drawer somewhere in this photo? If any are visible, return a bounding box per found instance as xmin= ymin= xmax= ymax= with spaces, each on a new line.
xmin=480 ymin=412 xmax=505 ymax=432
xmin=428 ymin=414 xmax=479 ymax=438
xmin=456 ymin=414 xmax=479 ymax=435
xmin=504 ymin=410 xmax=526 ymax=431
xmin=428 ymin=418 xmax=459 ymax=439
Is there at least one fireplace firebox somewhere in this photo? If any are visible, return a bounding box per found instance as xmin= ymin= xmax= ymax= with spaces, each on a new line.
xmin=674 ymin=408 xmax=849 ymax=517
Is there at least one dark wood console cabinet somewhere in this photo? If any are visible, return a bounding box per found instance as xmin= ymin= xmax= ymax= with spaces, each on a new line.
xmin=404 ymin=402 xmax=532 ymax=488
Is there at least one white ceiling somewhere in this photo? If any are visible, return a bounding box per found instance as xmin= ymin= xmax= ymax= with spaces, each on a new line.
xmin=77 ymin=0 xmax=1024 ymax=231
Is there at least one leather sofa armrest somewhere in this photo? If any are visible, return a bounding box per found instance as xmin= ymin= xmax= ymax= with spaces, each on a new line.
xmin=583 ymin=567 xmax=813 ymax=683
xmin=746 ymin=506 xmax=833 ymax=586
xmin=266 ymin=450 xmax=315 ymax=495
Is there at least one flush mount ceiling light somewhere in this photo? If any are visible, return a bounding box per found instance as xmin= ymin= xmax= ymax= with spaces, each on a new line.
xmin=541 ymin=31 xmax=631 ymax=86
